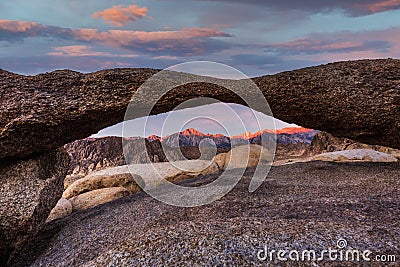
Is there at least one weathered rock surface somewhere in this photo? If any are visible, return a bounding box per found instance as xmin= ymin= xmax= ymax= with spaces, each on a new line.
xmin=213 ymin=144 xmax=273 ymax=170
xmin=69 ymin=187 xmax=131 ymax=211
xmin=0 ymin=149 xmax=69 ymax=266
xmin=312 ymin=149 xmax=398 ymax=162
xmin=63 ymin=136 xmax=229 ymax=187
xmin=274 ymin=143 xmax=309 ymax=160
xmin=9 ymin=161 xmax=400 ymax=267
xmin=64 ymin=134 xmax=310 ymax=186
xmin=64 ymin=137 xmax=172 ymax=176
xmin=46 ymin=198 xmax=72 ymax=222
xmin=63 ymin=173 xmax=141 ymax=199
xmin=73 ymin=145 xmax=270 ymax=193
xmin=309 ymin=131 xmax=400 ymax=159
xmin=49 ymin=145 xmax=271 ymax=218
xmin=0 ymin=68 xmax=156 ymax=161
xmin=64 ymin=136 xmax=127 ymax=177
xmin=1 ymin=59 xmax=399 ymax=161
xmin=84 ymin=160 xmax=218 ymax=190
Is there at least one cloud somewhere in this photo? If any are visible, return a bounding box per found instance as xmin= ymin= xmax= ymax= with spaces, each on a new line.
xmin=0 ymin=20 xmax=53 ymax=42
xmin=73 ymin=28 xmax=231 ymax=42
xmin=222 ymin=27 xmax=400 ymax=75
xmin=232 ymin=27 xmax=400 ymax=74
xmin=71 ymin=27 xmax=232 ymax=56
xmin=357 ymin=0 xmax=400 ymax=13
xmin=0 ymin=20 xmax=232 ymax=56
xmin=153 ymin=55 xmax=179 ymax=60
xmin=74 ymin=28 xmax=231 ymax=56
xmin=92 ymin=5 xmax=148 ymax=27
xmin=263 ymin=29 xmax=397 ymax=56
xmin=48 ymin=45 xmax=111 ymax=57
xmin=230 ymin=54 xmax=282 ymax=66
xmin=0 ymin=20 xmax=41 ymax=32
xmin=47 ymin=45 xmax=138 ymax=58
xmin=198 ymin=0 xmax=400 ymax=16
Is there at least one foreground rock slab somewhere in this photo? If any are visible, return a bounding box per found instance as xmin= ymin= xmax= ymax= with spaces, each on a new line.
xmin=1 ymin=59 xmax=399 ymax=161
xmin=63 ymin=173 xmax=141 ymax=199
xmin=84 ymin=160 xmax=218 ymax=189
xmin=9 ymin=161 xmax=400 ymax=266
xmin=47 ymin=145 xmax=273 ymax=218
xmin=312 ymin=149 xmax=398 ymax=162
xmin=213 ymin=144 xmax=273 ymax=170
xmin=308 ymin=131 xmax=400 ymax=159
xmin=69 ymin=187 xmax=130 ymax=211
xmin=0 ymin=149 xmax=69 ymax=266
xmin=46 ymin=198 xmax=72 ymax=222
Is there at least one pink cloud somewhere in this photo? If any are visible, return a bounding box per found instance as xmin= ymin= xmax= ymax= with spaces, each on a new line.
xmin=276 ymin=38 xmax=364 ymax=52
xmin=73 ymin=28 xmax=231 ymax=43
xmin=47 ymin=45 xmax=138 ymax=58
xmin=0 ymin=20 xmax=43 ymax=32
xmin=270 ymin=28 xmax=400 ymax=62
xmin=152 ymin=56 xmax=179 ymax=60
xmin=92 ymin=5 xmax=148 ymax=27
xmin=357 ymin=0 xmax=400 ymax=13
xmin=264 ymin=28 xmax=400 ymax=56
xmin=71 ymin=27 xmax=232 ymax=55
xmin=48 ymin=45 xmax=111 ymax=57
xmin=0 ymin=20 xmax=231 ymax=56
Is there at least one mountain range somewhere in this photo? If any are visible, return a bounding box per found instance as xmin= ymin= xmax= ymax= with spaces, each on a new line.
xmin=148 ymin=127 xmax=319 ymax=149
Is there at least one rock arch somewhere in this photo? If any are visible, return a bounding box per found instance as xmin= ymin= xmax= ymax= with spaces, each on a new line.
xmin=1 ymin=59 xmax=399 ymax=162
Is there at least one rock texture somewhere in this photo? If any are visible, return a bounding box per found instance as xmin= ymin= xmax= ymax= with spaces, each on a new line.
xmin=67 ymin=144 xmax=270 ymax=192
xmin=9 ymin=161 xmax=400 ymax=266
xmin=53 ymin=144 xmax=273 ymax=217
xmin=0 ymin=149 xmax=70 ymax=266
xmin=312 ymin=149 xmax=398 ymax=162
xmin=213 ymin=144 xmax=273 ymax=170
xmin=1 ymin=59 xmax=399 ymax=161
xmin=309 ymin=131 xmax=400 ymax=159
xmin=81 ymin=160 xmax=218 ymax=191
xmin=274 ymin=143 xmax=309 ymax=161
xmin=46 ymin=198 xmax=72 ymax=222
xmin=64 ymin=137 xmax=127 ymax=177
xmin=64 ymin=137 xmax=165 ymax=177
xmin=69 ymin=187 xmax=131 ymax=211
xmin=64 ymin=136 xmax=230 ymax=182
xmin=0 ymin=68 xmax=157 ymax=161
xmin=63 ymin=173 xmax=141 ymax=199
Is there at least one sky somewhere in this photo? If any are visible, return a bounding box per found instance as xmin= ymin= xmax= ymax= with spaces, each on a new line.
xmin=2 ymin=1 xmax=399 ymax=136
xmin=1 ymin=0 xmax=400 ymax=76
xmin=94 ymin=103 xmax=298 ymax=137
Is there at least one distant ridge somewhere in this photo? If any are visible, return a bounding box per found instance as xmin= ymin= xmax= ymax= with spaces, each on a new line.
xmin=146 ymin=127 xmax=319 ymax=147
xmin=145 ymin=127 xmax=314 ymax=139
xmin=146 ymin=127 xmax=319 ymax=146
